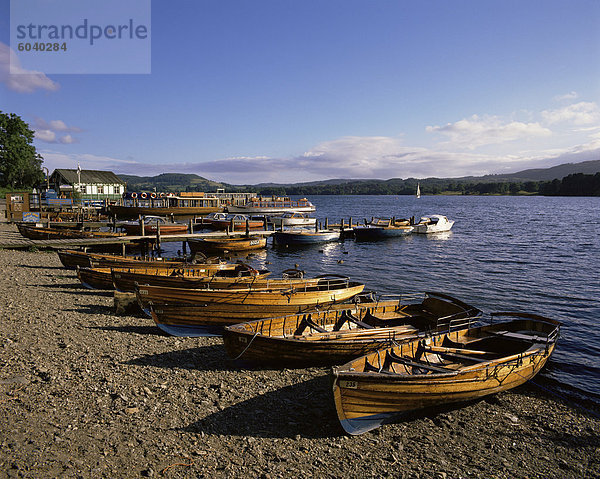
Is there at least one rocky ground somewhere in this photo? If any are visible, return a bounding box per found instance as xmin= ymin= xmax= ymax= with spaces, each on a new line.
xmin=0 ymin=222 xmax=599 ymax=478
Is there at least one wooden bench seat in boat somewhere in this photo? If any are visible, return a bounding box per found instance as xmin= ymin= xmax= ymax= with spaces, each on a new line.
xmin=490 ymin=331 xmax=548 ymax=343
xmin=333 ymin=311 xmax=374 ymax=331
xmin=293 ymin=315 xmax=327 ymax=335
xmin=383 ymin=349 xmax=453 ymax=374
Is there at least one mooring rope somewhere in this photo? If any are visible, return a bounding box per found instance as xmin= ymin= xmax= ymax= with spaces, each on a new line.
xmin=231 ymin=331 xmax=260 ymax=361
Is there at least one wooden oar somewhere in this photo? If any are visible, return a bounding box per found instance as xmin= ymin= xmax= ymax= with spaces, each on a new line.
xmin=426 ymin=345 xmax=489 ymax=355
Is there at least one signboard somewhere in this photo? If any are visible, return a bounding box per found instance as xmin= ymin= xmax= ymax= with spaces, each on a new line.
xmin=22 ymin=212 xmax=41 ymax=222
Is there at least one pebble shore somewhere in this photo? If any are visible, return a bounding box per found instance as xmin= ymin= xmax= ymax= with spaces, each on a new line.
xmin=0 ymin=223 xmax=599 ymax=478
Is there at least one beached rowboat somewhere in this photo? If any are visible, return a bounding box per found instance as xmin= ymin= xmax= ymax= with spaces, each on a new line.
xmin=57 ymin=249 xmax=189 ymax=270
xmin=140 ymin=276 xmax=366 ymax=336
xmin=76 ymin=263 xmax=271 ymax=290
xmin=222 ymin=292 xmax=481 ymax=367
xmin=332 ymin=312 xmax=560 ymax=435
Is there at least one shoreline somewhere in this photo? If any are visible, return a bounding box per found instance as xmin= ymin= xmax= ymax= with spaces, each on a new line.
xmin=0 ymin=223 xmax=599 ymax=478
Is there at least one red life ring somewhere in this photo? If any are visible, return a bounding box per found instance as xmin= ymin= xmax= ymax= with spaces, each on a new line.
xmin=140 ymin=192 xmax=148 ymax=199
xmin=150 ymin=192 xmax=157 ymax=199
xmin=131 ymin=192 xmax=138 ymax=198
xmin=159 ymin=192 xmax=166 ymax=198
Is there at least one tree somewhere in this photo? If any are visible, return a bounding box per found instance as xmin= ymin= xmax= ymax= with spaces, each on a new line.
xmin=0 ymin=111 xmax=44 ymax=189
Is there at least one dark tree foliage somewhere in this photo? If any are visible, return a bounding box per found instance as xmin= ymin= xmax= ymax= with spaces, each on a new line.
xmin=0 ymin=111 xmax=44 ymax=189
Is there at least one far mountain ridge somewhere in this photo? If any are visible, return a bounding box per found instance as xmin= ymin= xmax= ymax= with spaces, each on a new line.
xmin=120 ymin=159 xmax=600 ymax=192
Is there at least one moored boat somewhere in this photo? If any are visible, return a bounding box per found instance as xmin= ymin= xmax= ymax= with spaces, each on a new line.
xmin=120 ymin=216 xmax=189 ymax=236
xmin=354 ymin=218 xmax=413 ymax=240
xmin=332 ymin=312 xmax=560 ymax=435
xmin=223 ymin=292 xmax=481 ymax=367
xmin=187 ymin=235 xmax=267 ymax=254
xmin=208 ymin=214 xmax=266 ymax=231
xmin=227 ymin=196 xmax=315 ymax=214
xmin=273 ymin=229 xmax=340 ymax=245
xmin=413 ymin=215 xmax=454 ymax=234
xmin=17 ymin=223 xmax=125 ymax=241
xmin=271 ymin=212 xmax=316 ymax=228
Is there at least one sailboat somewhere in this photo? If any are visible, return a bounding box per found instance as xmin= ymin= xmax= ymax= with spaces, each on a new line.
xmin=416 ymin=183 xmax=421 ymax=198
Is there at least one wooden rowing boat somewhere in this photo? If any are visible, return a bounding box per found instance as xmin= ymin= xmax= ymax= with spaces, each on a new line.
xmin=332 ymin=312 xmax=560 ymax=435
xmin=140 ymin=277 xmax=366 ymax=336
xmin=222 ymin=292 xmax=482 ymax=367
xmin=187 ymin=235 xmax=267 ymax=253
xmin=110 ymin=265 xmax=271 ymax=292
xmin=56 ymin=249 xmax=188 ymax=270
xmin=17 ymin=223 xmax=125 ymax=241
xmin=76 ymin=263 xmax=271 ymax=290
xmin=120 ymin=216 xmax=189 ymax=236
xmin=273 ymin=229 xmax=341 ymax=245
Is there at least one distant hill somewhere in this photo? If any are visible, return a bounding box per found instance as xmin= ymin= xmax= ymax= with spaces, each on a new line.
xmin=119 ymin=173 xmax=231 ymax=192
xmin=117 ymin=159 xmax=600 ymax=193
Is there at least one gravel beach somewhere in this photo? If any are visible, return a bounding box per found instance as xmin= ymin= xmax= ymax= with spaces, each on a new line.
xmin=0 ymin=222 xmax=599 ymax=478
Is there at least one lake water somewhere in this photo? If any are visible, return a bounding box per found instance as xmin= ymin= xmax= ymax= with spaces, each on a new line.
xmin=164 ymin=195 xmax=600 ymax=403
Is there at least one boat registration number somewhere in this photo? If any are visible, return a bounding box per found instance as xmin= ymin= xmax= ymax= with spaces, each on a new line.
xmin=237 ymin=337 xmax=248 ymax=344
xmin=340 ymin=380 xmax=358 ymax=389
xmin=139 ymin=289 xmax=148 ymax=295
xmin=249 ymin=240 xmax=260 ymax=245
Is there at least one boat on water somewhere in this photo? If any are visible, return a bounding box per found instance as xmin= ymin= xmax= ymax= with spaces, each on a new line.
xmin=187 ymin=235 xmax=267 ymax=254
xmin=139 ymin=276 xmax=366 ymax=336
xmin=416 ymin=183 xmax=421 ymax=198
xmin=354 ymin=218 xmax=413 ymax=240
xmin=413 ymin=215 xmax=454 ymax=234
xmin=227 ymin=196 xmax=316 ymax=214
xmin=222 ymin=292 xmax=481 ymax=367
xmin=120 ymin=216 xmax=189 ymax=236
xmin=76 ymin=263 xmax=270 ymax=290
xmin=17 ymin=223 xmax=125 ymax=241
xmin=57 ymin=249 xmax=189 ymax=270
xmin=208 ymin=214 xmax=266 ymax=231
xmin=332 ymin=312 xmax=560 ymax=435
xmin=273 ymin=228 xmax=341 ymax=245
xmin=271 ymin=212 xmax=316 ymax=228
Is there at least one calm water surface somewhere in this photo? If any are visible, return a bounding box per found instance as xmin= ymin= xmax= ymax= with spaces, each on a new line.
xmin=166 ymin=195 xmax=600 ymax=401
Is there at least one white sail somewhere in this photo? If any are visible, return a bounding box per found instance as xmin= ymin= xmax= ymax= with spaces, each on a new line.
xmin=416 ymin=183 xmax=421 ymax=198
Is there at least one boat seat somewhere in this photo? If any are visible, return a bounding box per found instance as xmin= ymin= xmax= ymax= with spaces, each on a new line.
xmin=363 ymin=359 xmax=393 ymax=374
xmin=332 ymin=311 xmax=374 ymax=331
xmin=293 ymin=315 xmax=327 ymax=335
xmin=383 ymin=349 xmax=452 ymax=374
xmin=490 ymin=331 xmax=547 ymax=343
xmin=424 ymin=348 xmax=489 ymax=363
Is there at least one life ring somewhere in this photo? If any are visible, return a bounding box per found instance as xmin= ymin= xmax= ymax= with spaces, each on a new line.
xmin=150 ymin=192 xmax=157 ymax=199
xmin=140 ymin=192 xmax=148 ymax=199
xmin=159 ymin=192 xmax=166 ymax=198
xmin=131 ymin=192 xmax=138 ymax=198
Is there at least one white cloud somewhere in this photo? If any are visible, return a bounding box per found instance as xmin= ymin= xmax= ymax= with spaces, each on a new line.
xmin=0 ymin=42 xmax=59 ymax=93
xmin=554 ymin=91 xmax=579 ymax=102
xmin=541 ymin=101 xmax=600 ymax=125
xmin=34 ymin=117 xmax=82 ymax=133
xmin=59 ymin=135 xmax=77 ymax=144
xmin=35 ymin=129 xmax=56 ymax=143
xmin=426 ymin=115 xmax=551 ymax=149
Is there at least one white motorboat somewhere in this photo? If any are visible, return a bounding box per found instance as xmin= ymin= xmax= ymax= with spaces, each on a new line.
xmin=271 ymin=212 xmax=317 ymax=228
xmin=413 ymin=215 xmax=454 ymax=234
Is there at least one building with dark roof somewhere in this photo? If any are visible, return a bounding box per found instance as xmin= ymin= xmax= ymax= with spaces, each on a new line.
xmin=49 ymin=168 xmax=126 ymax=200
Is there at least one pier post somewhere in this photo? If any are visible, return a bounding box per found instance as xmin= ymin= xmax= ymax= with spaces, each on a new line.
xmin=325 ymin=218 xmax=329 ymax=229
xmin=156 ymin=220 xmax=161 ymax=249
xmin=139 ymin=215 xmax=145 ymax=236
xmin=349 ymin=217 xmax=353 ymax=228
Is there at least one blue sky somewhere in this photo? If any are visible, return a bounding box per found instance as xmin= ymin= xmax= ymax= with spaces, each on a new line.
xmin=1 ymin=0 xmax=599 ymax=184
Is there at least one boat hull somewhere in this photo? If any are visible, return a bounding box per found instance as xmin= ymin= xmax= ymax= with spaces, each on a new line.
xmin=332 ymin=313 xmax=560 ymax=434
xmin=188 ymin=236 xmax=267 ymax=253
xmin=223 ymin=293 xmax=481 ymax=367
xmin=354 ymin=226 xmax=413 ymax=240
xmin=107 ymin=205 xmax=224 ymax=219
xmin=273 ymin=230 xmax=340 ymax=245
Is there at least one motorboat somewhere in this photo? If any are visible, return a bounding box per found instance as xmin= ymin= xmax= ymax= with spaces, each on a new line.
xmin=412 ymin=215 xmax=454 ymax=234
